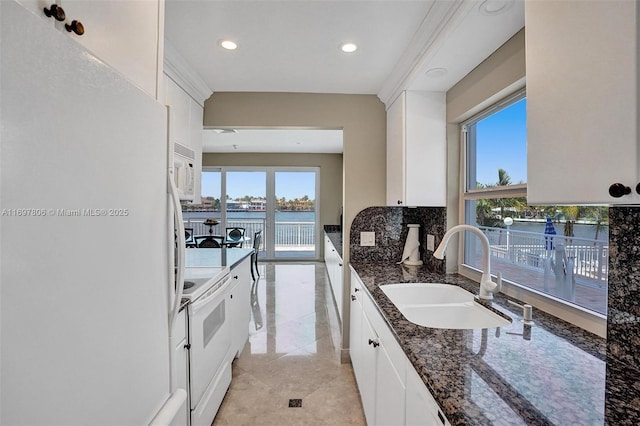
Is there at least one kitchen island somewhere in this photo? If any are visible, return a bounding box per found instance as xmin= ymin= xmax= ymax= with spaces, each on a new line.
xmin=350 ymin=261 xmax=610 ymax=425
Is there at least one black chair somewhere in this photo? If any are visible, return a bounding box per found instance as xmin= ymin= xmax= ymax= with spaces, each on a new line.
xmin=194 ymin=235 xmax=224 ymax=248
xmin=251 ymin=230 xmax=262 ymax=281
xmin=184 ymin=227 xmax=195 ymax=247
xmin=225 ymin=227 xmax=245 ymax=248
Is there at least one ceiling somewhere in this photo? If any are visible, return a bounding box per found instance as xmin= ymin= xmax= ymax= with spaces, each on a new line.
xmin=164 ymin=0 xmax=524 ymax=153
xmin=202 ymin=128 xmax=343 ymax=154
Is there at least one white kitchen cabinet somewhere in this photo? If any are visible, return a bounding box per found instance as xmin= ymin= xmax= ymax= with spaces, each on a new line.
xmin=526 ymin=0 xmax=639 ymax=204
xmin=172 ymin=308 xmax=190 ymax=426
xmin=349 ymin=275 xmax=373 ymax=424
xmin=349 ymin=267 xmax=450 ymax=426
xmin=406 ymin=361 xmax=450 ymax=426
xmin=189 ymin=99 xmax=204 ymax=206
xmin=165 ymin=76 xmax=204 ymax=204
xmin=349 ymin=269 xmax=405 ymax=426
xmin=324 ymin=234 xmax=343 ymax=321
xmin=229 ymin=256 xmax=252 ymax=359
xmin=386 ymin=91 xmax=446 ymax=207
xmin=18 ymin=0 xmax=163 ymax=99
xmin=373 ymin=334 xmax=406 ymax=426
xmin=166 ymin=78 xmax=191 ymax=151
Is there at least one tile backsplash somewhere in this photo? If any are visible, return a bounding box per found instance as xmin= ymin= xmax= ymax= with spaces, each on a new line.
xmin=349 ymin=206 xmax=446 ymax=273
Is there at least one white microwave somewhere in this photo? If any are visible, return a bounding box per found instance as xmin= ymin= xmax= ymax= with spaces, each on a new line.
xmin=173 ymin=142 xmax=196 ymax=201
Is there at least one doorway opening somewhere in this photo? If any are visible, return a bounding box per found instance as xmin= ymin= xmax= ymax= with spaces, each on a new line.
xmin=186 ymin=167 xmax=320 ymax=260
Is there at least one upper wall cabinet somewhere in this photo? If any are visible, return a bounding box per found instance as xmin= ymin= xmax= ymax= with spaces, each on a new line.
xmin=18 ymin=0 xmax=162 ymax=99
xmin=526 ymin=0 xmax=638 ymax=204
xmin=165 ymin=76 xmax=203 ymax=204
xmin=162 ymin=42 xmax=212 ymax=205
xmin=386 ymin=91 xmax=446 ymax=207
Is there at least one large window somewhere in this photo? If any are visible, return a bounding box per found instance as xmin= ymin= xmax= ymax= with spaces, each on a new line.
xmin=184 ymin=167 xmax=319 ymax=260
xmin=462 ymin=90 xmax=608 ymax=315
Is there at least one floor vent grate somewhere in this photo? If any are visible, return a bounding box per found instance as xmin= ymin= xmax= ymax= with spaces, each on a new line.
xmin=288 ymin=399 xmax=302 ymax=408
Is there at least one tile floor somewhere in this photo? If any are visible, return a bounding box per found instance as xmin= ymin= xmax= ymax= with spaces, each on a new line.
xmin=213 ymin=262 xmax=366 ymax=425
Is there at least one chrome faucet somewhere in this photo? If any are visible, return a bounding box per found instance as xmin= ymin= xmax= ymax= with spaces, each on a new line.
xmin=433 ymin=224 xmax=502 ymax=300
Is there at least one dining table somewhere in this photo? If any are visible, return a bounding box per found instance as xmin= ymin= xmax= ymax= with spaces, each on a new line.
xmin=190 ymin=235 xmax=251 ymax=248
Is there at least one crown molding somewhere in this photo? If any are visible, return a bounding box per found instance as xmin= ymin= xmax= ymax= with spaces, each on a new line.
xmin=377 ymin=0 xmax=473 ymax=108
xmin=164 ymin=40 xmax=212 ymax=106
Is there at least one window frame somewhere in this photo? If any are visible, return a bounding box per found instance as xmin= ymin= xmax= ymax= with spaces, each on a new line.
xmin=457 ymin=88 xmax=607 ymax=337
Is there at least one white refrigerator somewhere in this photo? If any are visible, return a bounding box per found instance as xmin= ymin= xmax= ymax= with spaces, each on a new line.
xmin=1 ymin=2 xmax=183 ymax=424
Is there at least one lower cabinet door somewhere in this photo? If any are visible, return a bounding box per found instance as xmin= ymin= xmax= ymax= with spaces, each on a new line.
xmin=375 ymin=342 xmax=406 ymax=426
xmin=229 ymin=256 xmax=251 ymax=358
xmin=406 ymin=361 xmax=449 ymax=426
xmin=349 ymin=275 xmax=366 ymax=390
xmin=360 ymin=313 xmax=378 ymax=425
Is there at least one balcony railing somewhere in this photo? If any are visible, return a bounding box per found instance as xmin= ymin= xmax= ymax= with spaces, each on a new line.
xmin=479 ymin=226 xmax=608 ymax=282
xmin=475 ymin=226 xmax=608 ymax=314
xmin=182 ymin=217 xmax=315 ymax=251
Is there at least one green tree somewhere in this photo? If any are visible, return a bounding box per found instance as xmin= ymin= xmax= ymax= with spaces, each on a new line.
xmin=474 ymin=169 xmax=528 ymax=227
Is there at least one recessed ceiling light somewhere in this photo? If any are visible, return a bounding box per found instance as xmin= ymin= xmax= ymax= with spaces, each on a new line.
xmin=220 ymin=39 xmax=238 ymax=50
xmin=425 ymin=68 xmax=448 ymax=78
xmin=478 ymin=0 xmax=514 ymax=16
xmin=339 ymin=42 xmax=357 ymax=53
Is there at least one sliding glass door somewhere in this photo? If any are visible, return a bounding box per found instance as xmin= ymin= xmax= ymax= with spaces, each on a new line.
xmin=226 ymin=171 xmax=266 ymax=249
xmin=194 ymin=167 xmax=319 ymax=260
xmin=274 ymin=171 xmax=317 ymax=259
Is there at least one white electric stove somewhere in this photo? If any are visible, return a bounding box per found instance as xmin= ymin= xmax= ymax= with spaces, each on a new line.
xmin=182 ymin=266 xmax=230 ymax=301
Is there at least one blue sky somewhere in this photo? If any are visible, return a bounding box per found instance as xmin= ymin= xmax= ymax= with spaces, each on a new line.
xmin=202 ymin=171 xmax=316 ymax=200
xmin=474 ymin=98 xmax=527 ymax=186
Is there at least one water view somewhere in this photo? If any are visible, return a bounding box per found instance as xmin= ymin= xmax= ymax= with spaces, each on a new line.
xmin=183 ymin=210 xmax=316 ymax=258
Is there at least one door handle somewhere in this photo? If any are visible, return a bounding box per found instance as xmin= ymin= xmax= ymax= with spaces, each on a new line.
xmin=609 ymin=183 xmax=631 ymax=198
xmin=65 ymin=20 xmax=85 ymax=36
xmin=43 ymin=4 xmax=65 ymax=21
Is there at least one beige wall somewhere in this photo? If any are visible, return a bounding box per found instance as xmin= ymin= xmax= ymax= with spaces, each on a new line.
xmin=201 ymin=152 xmax=344 ymax=255
xmin=444 ymin=29 xmax=526 ymax=272
xmin=203 ymin=92 xmax=387 ymax=358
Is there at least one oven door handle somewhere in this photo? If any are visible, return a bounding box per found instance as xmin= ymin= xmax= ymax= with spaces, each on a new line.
xmin=189 ymin=275 xmax=231 ymax=314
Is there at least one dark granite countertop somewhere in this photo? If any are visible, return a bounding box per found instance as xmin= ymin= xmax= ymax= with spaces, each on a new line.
xmin=350 ymin=261 xmax=607 ymax=426
xmin=324 ymin=225 xmax=342 ymax=258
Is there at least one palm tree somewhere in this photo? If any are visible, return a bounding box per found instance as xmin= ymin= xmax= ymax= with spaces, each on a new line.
xmin=560 ymin=206 xmax=580 ymax=237
xmin=497 ymin=168 xmax=511 ymax=186
xmin=476 ymin=198 xmax=498 ymax=227
xmin=494 ymin=169 xmax=526 ymax=222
